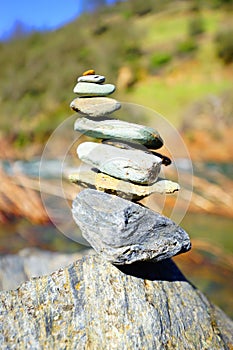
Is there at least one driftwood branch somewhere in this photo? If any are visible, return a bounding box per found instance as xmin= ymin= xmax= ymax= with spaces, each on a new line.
xmin=0 ymin=252 xmax=232 ymax=349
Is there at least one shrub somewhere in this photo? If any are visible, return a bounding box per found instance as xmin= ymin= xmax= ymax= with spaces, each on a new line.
xmin=215 ymin=27 xmax=233 ymax=64
xmin=188 ymin=16 xmax=205 ymax=37
xmin=150 ymin=52 xmax=172 ymax=71
xmin=177 ymin=38 xmax=198 ymax=56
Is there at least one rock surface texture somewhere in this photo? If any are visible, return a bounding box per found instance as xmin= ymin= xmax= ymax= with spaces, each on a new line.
xmin=0 ymin=254 xmax=232 ymax=349
xmin=0 ymin=248 xmax=92 ymax=291
xmin=72 ymin=189 xmax=191 ymax=264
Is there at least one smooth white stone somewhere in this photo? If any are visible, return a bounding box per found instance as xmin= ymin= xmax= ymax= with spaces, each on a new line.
xmin=78 ymin=75 xmax=105 ymax=83
xmin=73 ymin=82 xmax=115 ymax=96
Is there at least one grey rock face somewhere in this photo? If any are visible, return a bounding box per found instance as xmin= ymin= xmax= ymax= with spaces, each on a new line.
xmin=77 ymin=142 xmax=162 ymax=184
xmin=69 ymin=167 xmax=180 ymax=201
xmin=74 ymin=117 xmax=164 ymax=149
xmin=72 ymin=189 xmax=191 ymax=264
xmin=0 ymin=248 xmax=92 ymax=291
xmin=70 ymin=97 xmax=121 ymax=117
xmin=73 ymin=82 xmax=115 ymax=96
xmin=77 ymin=74 xmax=105 ymax=83
xmin=1 ymin=254 xmax=232 ymax=349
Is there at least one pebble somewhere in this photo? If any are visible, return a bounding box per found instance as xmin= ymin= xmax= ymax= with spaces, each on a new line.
xmin=73 ymin=82 xmax=115 ymax=96
xmin=82 ymin=69 xmax=95 ymax=76
xmin=78 ymin=75 xmax=105 ymax=83
xmin=70 ymin=97 xmax=121 ymax=117
xmin=72 ymin=189 xmax=191 ymax=264
xmin=69 ymin=167 xmax=180 ymax=201
xmin=74 ymin=117 xmax=163 ymax=149
xmin=77 ymin=142 xmax=162 ymax=184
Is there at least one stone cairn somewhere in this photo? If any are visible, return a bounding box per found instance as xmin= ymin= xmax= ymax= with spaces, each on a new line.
xmin=69 ymin=69 xmax=191 ymax=265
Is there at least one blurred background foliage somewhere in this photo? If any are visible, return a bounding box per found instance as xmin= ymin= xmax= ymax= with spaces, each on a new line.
xmin=0 ymin=0 xmax=232 ymax=154
xmin=0 ymin=0 xmax=233 ymax=317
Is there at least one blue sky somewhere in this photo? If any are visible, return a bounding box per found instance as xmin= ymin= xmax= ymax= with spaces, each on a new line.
xmin=0 ymin=0 xmax=117 ymax=39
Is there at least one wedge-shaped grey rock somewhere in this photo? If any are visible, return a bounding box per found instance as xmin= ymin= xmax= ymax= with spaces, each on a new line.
xmin=70 ymin=97 xmax=121 ymax=117
xmin=72 ymin=189 xmax=191 ymax=264
xmin=77 ymin=142 xmax=162 ymax=184
xmin=74 ymin=117 xmax=163 ymax=149
xmin=77 ymin=74 xmax=105 ymax=83
xmin=69 ymin=167 xmax=180 ymax=200
xmin=73 ymin=82 xmax=115 ymax=96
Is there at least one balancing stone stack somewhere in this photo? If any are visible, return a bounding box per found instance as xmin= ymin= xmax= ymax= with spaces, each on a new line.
xmin=70 ymin=70 xmax=191 ymax=265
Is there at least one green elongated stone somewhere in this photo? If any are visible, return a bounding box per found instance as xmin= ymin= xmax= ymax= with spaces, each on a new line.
xmin=74 ymin=117 xmax=163 ymax=149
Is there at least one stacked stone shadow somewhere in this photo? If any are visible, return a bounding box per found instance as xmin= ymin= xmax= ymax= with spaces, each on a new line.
xmin=70 ymin=70 xmax=191 ymax=265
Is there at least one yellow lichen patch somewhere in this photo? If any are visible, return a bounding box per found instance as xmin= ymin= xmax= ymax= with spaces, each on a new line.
xmin=75 ymin=282 xmax=81 ymax=290
xmin=83 ymin=69 xmax=95 ymax=76
xmin=95 ymin=172 xmax=119 ymax=190
xmin=63 ymin=283 xmax=69 ymax=290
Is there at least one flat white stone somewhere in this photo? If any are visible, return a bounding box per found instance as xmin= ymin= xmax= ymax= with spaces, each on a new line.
xmin=73 ymin=82 xmax=115 ymax=96
xmin=78 ymin=75 xmax=105 ymax=83
xmin=77 ymin=142 xmax=162 ymax=185
xmin=70 ymin=97 xmax=121 ymax=117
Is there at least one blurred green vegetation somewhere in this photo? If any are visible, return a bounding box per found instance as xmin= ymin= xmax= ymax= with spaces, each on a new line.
xmin=0 ymin=0 xmax=232 ymax=151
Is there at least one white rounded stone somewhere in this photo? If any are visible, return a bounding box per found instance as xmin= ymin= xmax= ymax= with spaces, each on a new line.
xmin=78 ymin=74 xmax=105 ymax=83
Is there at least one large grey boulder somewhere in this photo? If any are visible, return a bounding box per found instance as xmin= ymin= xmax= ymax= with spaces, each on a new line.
xmin=72 ymin=189 xmax=191 ymax=264
xmin=0 ymin=254 xmax=232 ymax=349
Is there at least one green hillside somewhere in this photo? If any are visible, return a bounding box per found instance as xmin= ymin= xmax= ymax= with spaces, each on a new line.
xmin=0 ymin=0 xmax=232 ymax=152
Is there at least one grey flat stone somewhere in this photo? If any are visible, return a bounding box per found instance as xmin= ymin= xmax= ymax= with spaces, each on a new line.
xmin=70 ymin=97 xmax=121 ymax=117
xmin=72 ymin=189 xmax=191 ymax=264
xmin=102 ymin=139 xmax=172 ymax=165
xmin=78 ymin=74 xmax=105 ymax=83
xmin=69 ymin=167 xmax=180 ymax=201
xmin=73 ymin=82 xmax=115 ymax=96
xmin=74 ymin=117 xmax=163 ymax=149
xmin=77 ymin=142 xmax=162 ymax=184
